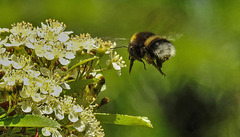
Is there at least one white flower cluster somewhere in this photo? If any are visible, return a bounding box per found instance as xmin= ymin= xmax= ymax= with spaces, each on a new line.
xmin=0 ymin=19 xmax=125 ymax=137
xmin=41 ymin=96 xmax=104 ymax=137
xmin=0 ymin=19 xmax=126 ymax=71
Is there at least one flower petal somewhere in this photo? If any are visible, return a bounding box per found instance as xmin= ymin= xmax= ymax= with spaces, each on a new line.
xmin=73 ymin=120 xmax=86 ymax=132
xmin=55 ymin=109 xmax=64 ymax=120
xmin=44 ymin=52 xmax=54 ymax=60
xmin=12 ymin=62 xmax=22 ymax=69
xmin=59 ymin=57 xmax=70 ymax=65
xmin=73 ymin=105 xmax=83 ymax=113
xmin=21 ymin=101 xmax=32 ymax=113
xmin=50 ymin=85 xmax=62 ymax=97
xmin=42 ymin=128 xmax=51 ymax=136
xmin=26 ymin=42 xmax=34 ymax=49
xmin=65 ymin=52 xmax=75 ymax=59
xmin=58 ymin=33 xmax=69 ymax=42
xmin=19 ymin=90 xmax=30 ymax=98
xmin=68 ymin=112 xmax=79 ymax=122
xmin=112 ymin=62 xmax=121 ymax=70
xmin=42 ymin=105 xmax=53 ymax=114
xmin=61 ymin=82 xmax=70 ymax=90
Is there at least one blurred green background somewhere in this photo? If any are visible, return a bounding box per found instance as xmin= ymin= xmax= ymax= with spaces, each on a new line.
xmin=1 ymin=0 xmax=240 ymax=136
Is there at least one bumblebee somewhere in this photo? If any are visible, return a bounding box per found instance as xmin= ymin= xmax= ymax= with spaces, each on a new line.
xmin=128 ymin=32 xmax=176 ymax=76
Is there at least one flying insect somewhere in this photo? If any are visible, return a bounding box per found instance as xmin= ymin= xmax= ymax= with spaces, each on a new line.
xmin=128 ymin=32 xmax=176 ymax=76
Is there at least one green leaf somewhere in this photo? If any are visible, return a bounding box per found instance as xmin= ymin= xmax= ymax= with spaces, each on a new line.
xmin=0 ymin=115 xmax=60 ymax=129
xmin=95 ymin=113 xmax=153 ymax=128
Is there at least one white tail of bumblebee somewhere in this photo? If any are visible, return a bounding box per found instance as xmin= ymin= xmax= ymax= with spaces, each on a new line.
xmin=153 ymin=42 xmax=176 ymax=61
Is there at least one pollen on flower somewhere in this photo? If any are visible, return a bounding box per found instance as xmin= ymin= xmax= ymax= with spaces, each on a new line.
xmin=10 ymin=21 xmax=34 ymax=36
xmin=96 ymin=38 xmax=116 ymax=54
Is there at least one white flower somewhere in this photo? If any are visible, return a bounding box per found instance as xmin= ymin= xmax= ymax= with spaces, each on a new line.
xmin=0 ymin=53 xmax=12 ymax=66
xmin=0 ymin=28 xmax=9 ymax=33
xmin=54 ymin=109 xmax=64 ymax=120
xmin=57 ymin=31 xmax=72 ymax=42
xmin=2 ymin=69 xmax=24 ymax=86
xmin=0 ymin=37 xmax=8 ymax=53
xmin=19 ymin=77 xmax=45 ymax=102
xmin=65 ymin=52 xmax=75 ymax=59
xmin=19 ymin=100 xmax=32 ymax=113
xmin=81 ymin=38 xmax=97 ymax=53
xmin=107 ymin=51 xmax=126 ymax=75
xmin=73 ymin=120 xmax=86 ymax=132
xmin=73 ymin=105 xmax=83 ymax=113
xmin=61 ymin=82 xmax=70 ymax=90
xmin=42 ymin=127 xmax=51 ymax=136
xmin=34 ymin=41 xmax=45 ymax=57
xmin=27 ymin=70 xmax=41 ymax=78
xmin=39 ymin=72 xmax=63 ymax=97
xmin=25 ymin=42 xmax=34 ymax=49
xmin=50 ymin=85 xmax=62 ymax=97
xmin=58 ymin=57 xmax=70 ymax=65
xmin=10 ymin=21 xmax=34 ymax=36
xmin=42 ymin=105 xmax=53 ymax=114
xmin=112 ymin=62 xmax=121 ymax=70
xmin=42 ymin=127 xmax=62 ymax=137
xmin=68 ymin=112 xmax=79 ymax=122
xmin=6 ymin=21 xmax=36 ymax=47
xmin=44 ymin=52 xmax=55 ymax=60
xmin=19 ymin=89 xmax=30 ymax=98
xmin=22 ymin=77 xmax=30 ymax=85
xmin=11 ymin=54 xmax=28 ymax=69
xmin=31 ymin=93 xmax=46 ymax=102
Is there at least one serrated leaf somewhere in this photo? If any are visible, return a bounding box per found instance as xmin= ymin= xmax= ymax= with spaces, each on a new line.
xmin=0 ymin=115 xmax=60 ymax=129
xmin=95 ymin=113 xmax=153 ymax=128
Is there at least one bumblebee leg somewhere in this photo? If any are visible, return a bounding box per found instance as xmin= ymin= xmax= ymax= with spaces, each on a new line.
xmin=129 ymin=58 xmax=135 ymax=73
xmin=140 ymin=59 xmax=147 ymax=70
xmin=152 ymin=61 xmax=166 ymax=76
xmin=156 ymin=58 xmax=163 ymax=68
xmin=158 ymin=68 xmax=166 ymax=77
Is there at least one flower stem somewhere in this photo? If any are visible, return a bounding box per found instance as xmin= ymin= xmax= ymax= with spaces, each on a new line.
xmin=0 ymin=105 xmax=17 ymax=119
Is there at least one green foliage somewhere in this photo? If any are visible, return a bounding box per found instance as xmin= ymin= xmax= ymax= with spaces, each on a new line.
xmin=0 ymin=115 xmax=60 ymax=128
xmin=95 ymin=113 xmax=153 ymax=128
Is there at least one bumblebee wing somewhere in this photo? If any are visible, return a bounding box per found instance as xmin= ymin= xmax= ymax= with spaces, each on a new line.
xmin=164 ymin=32 xmax=183 ymax=42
